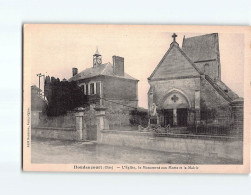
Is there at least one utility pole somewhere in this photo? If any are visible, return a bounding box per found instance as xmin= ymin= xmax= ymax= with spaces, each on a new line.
xmin=36 ymin=73 xmax=45 ymax=97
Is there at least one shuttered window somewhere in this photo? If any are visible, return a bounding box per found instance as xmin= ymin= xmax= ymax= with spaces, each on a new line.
xmin=90 ymin=83 xmax=97 ymax=95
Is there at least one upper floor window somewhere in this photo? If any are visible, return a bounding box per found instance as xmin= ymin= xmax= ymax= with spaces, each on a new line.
xmin=80 ymin=85 xmax=85 ymax=94
xmin=80 ymin=84 xmax=86 ymax=95
xmin=81 ymin=82 xmax=97 ymax=95
xmin=83 ymin=84 xmax=86 ymax=95
xmin=90 ymin=82 xmax=96 ymax=95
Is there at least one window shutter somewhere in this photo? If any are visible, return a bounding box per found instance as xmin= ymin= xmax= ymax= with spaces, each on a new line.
xmin=84 ymin=84 xmax=86 ymax=95
xmin=94 ymin=82 xmax=97 ymax=94
xmin=87 ymin=84 xmax=90 ymax=95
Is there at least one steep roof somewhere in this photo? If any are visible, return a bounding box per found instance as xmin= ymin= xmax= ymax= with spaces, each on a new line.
xmin=214 ymin=79 xmax=239 ymax=100
xmin=204 ymin=75 xmax=239 ymax=102
xmin=68 ymin=62 xmax=138 ymax=82
xmin=148 ymin=42 xmax=202 ymax=80
xmin=182 ymin=33 xmax=219 ymax=62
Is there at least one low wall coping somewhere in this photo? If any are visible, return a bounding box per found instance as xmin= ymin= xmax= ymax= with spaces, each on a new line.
xmin=101 ymin=130 xmax=243 ymax=142
xmin=100 ymin=129 xmax=152 ymax=136
xmin=32 ymin=127 xmax=76 ymax=131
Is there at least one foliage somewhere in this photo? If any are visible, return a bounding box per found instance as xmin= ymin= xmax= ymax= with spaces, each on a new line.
xmin=129 ymin=109 xmax=149 ymax=127
xmin=44 ymin=76 xmax=88 ymax=116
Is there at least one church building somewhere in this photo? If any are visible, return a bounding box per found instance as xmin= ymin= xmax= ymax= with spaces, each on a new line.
xmin=68 ymin=49 xmax=139 ymax=109
xmin=148 ymin=33 xmax=241 ymax=129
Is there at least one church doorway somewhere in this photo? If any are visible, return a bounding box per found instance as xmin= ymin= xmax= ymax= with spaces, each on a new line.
xmin=177 ymin=108 xmax=188 ymax=126
xmin=163 ymin=108 xmax=188 ymax=127
xmin=160 ymin=89 xmax=191 ymax=127
xmin=164 ymin=109 xmax=173 ymax=126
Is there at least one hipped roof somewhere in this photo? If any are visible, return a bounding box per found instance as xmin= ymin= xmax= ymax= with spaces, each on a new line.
xmin=68 ymin=62 xmax=138 ymax=82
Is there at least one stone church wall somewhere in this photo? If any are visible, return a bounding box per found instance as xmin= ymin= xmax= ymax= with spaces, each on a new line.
xmin=194 ymin=60 xmax=219 ymax=80
xmin=150 ymin=77 xmax=200 ymax=109
xmin=200 ymin=77 xmax=232 ymax=125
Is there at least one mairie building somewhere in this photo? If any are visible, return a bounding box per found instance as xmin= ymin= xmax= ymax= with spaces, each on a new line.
xmin=68 ymin=49 xmax=139 ymax=110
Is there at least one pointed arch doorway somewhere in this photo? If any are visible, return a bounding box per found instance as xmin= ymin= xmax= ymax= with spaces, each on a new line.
xmin=161 ymin=89 xmax=191 ymax=127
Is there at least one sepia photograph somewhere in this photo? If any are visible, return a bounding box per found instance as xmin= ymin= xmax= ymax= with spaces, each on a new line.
xmin=1 ymin=1 xmax=251 ymax=194
xmin=23 ymin=24 xmax=250 ymax=173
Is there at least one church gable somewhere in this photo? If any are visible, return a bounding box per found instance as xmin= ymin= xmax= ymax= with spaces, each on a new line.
xmin=149 ymin=44 xmax=200 ymax=80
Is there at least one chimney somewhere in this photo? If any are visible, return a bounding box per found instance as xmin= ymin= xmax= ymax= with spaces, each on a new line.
xmin=72 ymin=68 xmax=78 ymax=76
xmin=112 ymin=56 xmax=124 ymax=76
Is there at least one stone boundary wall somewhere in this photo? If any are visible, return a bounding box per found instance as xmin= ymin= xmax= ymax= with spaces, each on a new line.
xmin=36 ymin=111 xmax=76 ymax=129
xmin=32 ymin=127 xmax=78 ymax=141
xmin=31 ymin=106 xmax=106 ymax=141
xmin=99 ymin=130 xmax=243 ymax=162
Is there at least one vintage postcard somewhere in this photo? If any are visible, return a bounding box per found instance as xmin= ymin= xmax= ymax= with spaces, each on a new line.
xmin=23 ymin=24 xmax=251 ymax=173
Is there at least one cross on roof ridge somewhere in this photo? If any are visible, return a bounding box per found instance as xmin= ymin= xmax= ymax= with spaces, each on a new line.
xmin=172 ymin=33 xmax=177 ymax=42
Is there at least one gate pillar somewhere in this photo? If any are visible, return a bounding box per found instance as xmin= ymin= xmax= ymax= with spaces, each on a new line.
xmin=75 ymin=107 xmax=86 ymax=141
xmin=94 ymin=106 xmax=107 ymax=142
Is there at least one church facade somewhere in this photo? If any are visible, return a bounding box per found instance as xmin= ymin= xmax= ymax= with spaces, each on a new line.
xmin=148 ymin=33 xmax=242 ymax=130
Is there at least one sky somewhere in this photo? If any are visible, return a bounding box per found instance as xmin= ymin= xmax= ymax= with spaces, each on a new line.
xmin=27 ymin=25 xmax=244 ymax=108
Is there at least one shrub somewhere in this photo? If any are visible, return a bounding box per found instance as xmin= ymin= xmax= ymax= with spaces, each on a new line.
xmin=44 ymin=76 xmax=88 ymax=116
xmin=129 ymin=109 xmax=149 ymax=127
